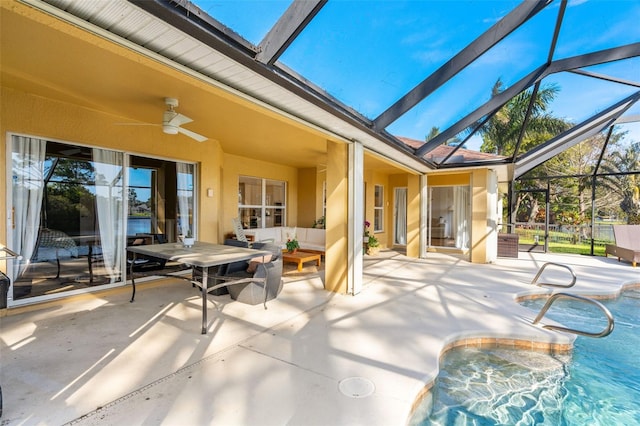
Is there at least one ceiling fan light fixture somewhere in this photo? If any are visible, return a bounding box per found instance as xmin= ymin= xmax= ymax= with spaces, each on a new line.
xmin=163 ymin=124 xmax=179 ymax=135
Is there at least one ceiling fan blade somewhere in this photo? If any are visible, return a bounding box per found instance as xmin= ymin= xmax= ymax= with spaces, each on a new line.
xmin=114 ymin=122 xmax=159 ymax=126
xmin=178 ymin=127 xmax=208 ymax=142
xmin=165 ymin=111 xmax=193 ymax=127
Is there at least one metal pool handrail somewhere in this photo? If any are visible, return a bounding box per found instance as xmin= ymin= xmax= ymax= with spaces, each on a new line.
xmin=532 ymin=292 xmax=615 ymax=338
xmin=531 ymin=262 xmax=576 ymax=288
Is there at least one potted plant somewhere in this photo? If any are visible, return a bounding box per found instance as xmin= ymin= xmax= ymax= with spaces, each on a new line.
xmin=183 ymin=229 xmax=195 ymax=248
xmin=286 ymin=238 xmax=299 ymax=253
xmin=312 ymin=216 xmax=326 ymax=229
xmin=364 ymin=220 xmax=371 ymax=243
xmin=366 ymin=234 xmax=380 ymax=255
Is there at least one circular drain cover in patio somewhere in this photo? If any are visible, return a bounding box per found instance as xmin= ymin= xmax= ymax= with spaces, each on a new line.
xmin=338 ymin=377 xmax=375 ymax=398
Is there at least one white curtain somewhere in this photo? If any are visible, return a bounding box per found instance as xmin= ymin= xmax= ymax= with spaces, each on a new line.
xmin=92 ymin=148 xmax=124 ymax=282
xmin=394 ymin=188 xmax=407 ymax=245
xmin=176 ymin=162 xmax=193 ymax=237
xmin=453 ymin=186 xmax=470 ymax=250
xmin=11 ymin=136 xmax=47 ymax=279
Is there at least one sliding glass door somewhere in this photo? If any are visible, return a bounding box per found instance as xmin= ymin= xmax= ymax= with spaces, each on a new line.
xmin=10 ymin=138 xmax=125 ymax=300
xmin=128 ymin=156 xmax=195 ymax=243
xmin=8 ymin=135 xmax=196 ymax=304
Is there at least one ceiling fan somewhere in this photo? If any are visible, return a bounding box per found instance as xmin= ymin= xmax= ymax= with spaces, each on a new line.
xmin=162 ymin=98 xmax=207 ymax=142
xmin=117 ymin=98 xmax=208 ymax=142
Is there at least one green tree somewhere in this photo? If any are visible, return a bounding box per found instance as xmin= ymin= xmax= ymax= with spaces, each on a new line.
xmin=44 ymin=157 xmax=96 ymax=234
xmin=426 ymin=126 xmax=440 ymax=141
xmin=479 ymin=79 xmax=570 ymax=156
xmin=482 ymin=79 xmax=571 ymax=225
xmin=426 ymin=126 xmax=463 ymax=147
xmin=599 ymin=142 xmax=640 ymax=224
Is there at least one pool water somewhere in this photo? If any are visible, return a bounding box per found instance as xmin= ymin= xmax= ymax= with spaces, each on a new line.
xmin=410 ymin=289 xmax=640 ymax=425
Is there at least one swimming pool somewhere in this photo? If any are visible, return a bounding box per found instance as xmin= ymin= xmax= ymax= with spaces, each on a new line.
xmin=410 ymin=289 xmax=640 ymax=425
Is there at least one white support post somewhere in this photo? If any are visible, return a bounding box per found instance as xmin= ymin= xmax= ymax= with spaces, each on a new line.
xmin=348 ymin=141 xmax=364 ymax=295
xmin=420 ymin=174 xmax=428 ymax=259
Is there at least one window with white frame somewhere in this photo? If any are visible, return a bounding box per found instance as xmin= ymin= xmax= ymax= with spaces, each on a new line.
xmin=238 ymin=176 xmax=286 ymax=229
xmin=374 ymin=184 xmax=384 ymax=232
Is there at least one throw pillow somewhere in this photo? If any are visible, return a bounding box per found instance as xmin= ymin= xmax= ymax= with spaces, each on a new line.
xmin=246 ymin=254 xmax=272 ymax=273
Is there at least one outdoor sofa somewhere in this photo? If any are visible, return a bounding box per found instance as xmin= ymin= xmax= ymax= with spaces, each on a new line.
xmin=243 ymin=227 xmax=325 ymax=253
xmin=605 ymin=224 xmax=640 ymax=267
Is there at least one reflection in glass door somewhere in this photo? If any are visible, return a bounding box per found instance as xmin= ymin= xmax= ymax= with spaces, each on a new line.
xmin=128 ymin=156 xmax=195 ymax=243
xmin=10 ymin=137 xmax=125 ymax=302
xmin=8 ymin=138 xmax=197 ymax=304
xmin=428 ymin=186 xmax=470 ymax=250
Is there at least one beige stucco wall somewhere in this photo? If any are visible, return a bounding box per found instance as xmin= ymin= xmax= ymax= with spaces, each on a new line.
xmin=428 ymin=172 xmax=470 ymax=187
xmin=297 ymin=167 xmax=318 ymax=228
xmin=470 ymin=169 xmax=498 ymax=263
xmin=325 ymin=140 xmax=348 ymax=293
xmin=406 ymin=174 xmax=421 ymax=258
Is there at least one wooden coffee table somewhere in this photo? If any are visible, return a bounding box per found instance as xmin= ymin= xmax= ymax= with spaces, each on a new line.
xmin=281 ymin=250 xmax=321 ymax=272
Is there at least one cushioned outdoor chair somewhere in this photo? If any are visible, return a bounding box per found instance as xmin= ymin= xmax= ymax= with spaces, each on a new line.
xmin=212 ymin=242 xmax=283 ymax=308
xmin=223 ymin=238 xmax=249 ymax=248
xmin=191 ymin=239 xmax=250 ymax=296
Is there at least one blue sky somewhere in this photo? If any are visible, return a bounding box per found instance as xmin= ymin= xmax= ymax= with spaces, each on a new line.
xmin=195 ymin=0 xmax=639 ymax=150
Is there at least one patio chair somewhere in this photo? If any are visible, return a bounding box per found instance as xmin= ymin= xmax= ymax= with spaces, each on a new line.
xmin=232 ymin=217 xmax=249 ymax=244
xmin=213 ymin=242 xmax=283 ymax=308
xmin=223 ymin=238 xmax=249 ymax=248
xmin=191 ymin=239 xmax=249 ymax=296
xmin=32 ymin=228 xmax=78 ymax=279
xmin=127 ymin=236 xmax=167 ymax=272
xmin=605 ymin=225 xmax=640 ymax=267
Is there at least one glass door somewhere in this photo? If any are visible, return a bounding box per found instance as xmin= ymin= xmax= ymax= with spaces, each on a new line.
xmin=394 ymin=187 xmax=407 ymax=245
xmin=8 ymin=137 xmax=197 ymax=305
xmin=128 ymin=156 xmax=195 ymax=243
xmin=428 ymin=186 xmax=470 ymax=250
xmin=9 ymin=137 xmax=125 ymax=302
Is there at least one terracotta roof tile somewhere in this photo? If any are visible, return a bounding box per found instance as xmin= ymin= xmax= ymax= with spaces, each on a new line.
xmin=396 ymin=136 xmax=506 ymax=163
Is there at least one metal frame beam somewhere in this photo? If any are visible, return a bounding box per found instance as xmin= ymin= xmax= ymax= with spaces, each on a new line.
xmin=511 ymin=81 xmax=541 ymax=163
xmin=615 ymin=114 xmax=640 ymax=124
xmin=256 ymin=0 xmax=327 ymax=65
xmin=568 ymin=69 xmax=640 ymax=88
xmin=416 ymin=43 xmax=640 ymax=158
xmin=514 ymin=91 xmax=640 ymax=178
xmin=372 ymin=0 xmax=551 ymax=131
xmin=415 ymin=66 xmax=547 ymax=157
xmin=547 ymin=43 xmax=640 ymax=74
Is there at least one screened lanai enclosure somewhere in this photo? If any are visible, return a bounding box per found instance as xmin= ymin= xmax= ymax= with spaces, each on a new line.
xmin=72 ymin=0 xmax=638 ymax=255
xmin=4 ymin=0 xmax=639 ymax=302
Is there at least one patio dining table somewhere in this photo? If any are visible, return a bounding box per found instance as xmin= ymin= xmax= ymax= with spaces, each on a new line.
xmin=127 ymin=241 xmax=270 ymax=334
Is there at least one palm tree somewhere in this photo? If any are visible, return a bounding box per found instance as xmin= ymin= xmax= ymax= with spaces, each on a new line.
xmin=479 ymin=79 xmax=570 ymax=156
xmin=425 ymin=126 xmax=462 ymax=147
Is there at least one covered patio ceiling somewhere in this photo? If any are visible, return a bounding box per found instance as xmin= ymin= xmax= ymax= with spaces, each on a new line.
xmin=3 ymin=0 xmax=639 ymax=177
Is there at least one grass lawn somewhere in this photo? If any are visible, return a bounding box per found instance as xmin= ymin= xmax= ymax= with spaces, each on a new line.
xmin=518 ymin=236 xmax=607 ymax=256
xmin=548 ymin=242 xmax=606 ymax=256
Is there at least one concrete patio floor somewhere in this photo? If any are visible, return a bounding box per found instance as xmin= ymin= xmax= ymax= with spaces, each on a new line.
xmin=1 ymin=251 xmax=638 ymax=425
